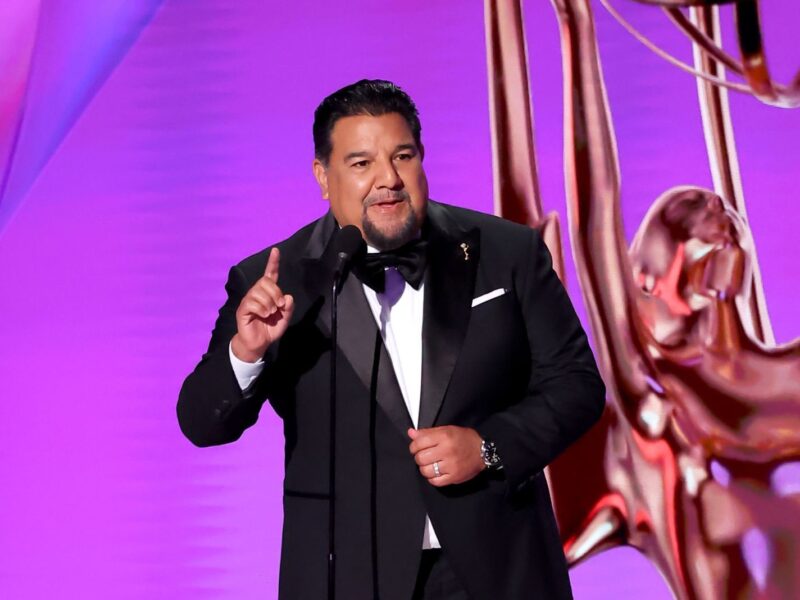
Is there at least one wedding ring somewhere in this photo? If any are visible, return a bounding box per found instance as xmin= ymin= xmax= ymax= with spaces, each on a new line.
xmin=433 ymin=461 xmax=441 ymax=477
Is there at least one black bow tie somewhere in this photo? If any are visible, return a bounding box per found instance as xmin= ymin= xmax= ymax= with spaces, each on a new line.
xmin=355 ymin=238 xmax=428 ymax=293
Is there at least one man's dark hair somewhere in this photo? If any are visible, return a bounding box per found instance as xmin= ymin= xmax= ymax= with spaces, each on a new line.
xmin=313 ymin=79 xmax=422 ymax=165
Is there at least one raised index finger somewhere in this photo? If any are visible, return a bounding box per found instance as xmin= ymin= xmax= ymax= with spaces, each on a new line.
xmin=265 ymin=247 xmax=280 ymax=282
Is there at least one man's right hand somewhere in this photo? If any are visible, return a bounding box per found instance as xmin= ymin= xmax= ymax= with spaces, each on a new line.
xmin=231 ymin=247 xmax=295 ymax=363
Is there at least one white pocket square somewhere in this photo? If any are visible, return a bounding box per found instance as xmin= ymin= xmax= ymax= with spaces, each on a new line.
xmin=471 ymin=288 xmax=507 ymax=308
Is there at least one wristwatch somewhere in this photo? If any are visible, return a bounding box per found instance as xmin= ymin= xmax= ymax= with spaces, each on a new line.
xmin=480 ymin=439 xmax=503 ymax=470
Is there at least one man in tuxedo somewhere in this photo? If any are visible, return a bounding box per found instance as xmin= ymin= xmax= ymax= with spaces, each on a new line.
xmin=178 ymin=79 xmax=605 ymax=599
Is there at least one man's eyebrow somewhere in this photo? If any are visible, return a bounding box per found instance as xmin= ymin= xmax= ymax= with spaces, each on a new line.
xmin=395 ymin=144 xmax=417 ymax=153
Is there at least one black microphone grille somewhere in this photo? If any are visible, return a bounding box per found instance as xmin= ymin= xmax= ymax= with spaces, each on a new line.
xmin=335 ymin=225 xmax=365 ymax=259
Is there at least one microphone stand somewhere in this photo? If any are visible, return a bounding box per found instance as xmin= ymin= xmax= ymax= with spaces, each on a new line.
xmin=328 ymin=252 xmax=347 ymax=600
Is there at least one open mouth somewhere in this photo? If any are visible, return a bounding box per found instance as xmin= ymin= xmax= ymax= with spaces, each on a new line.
xmin=368 ymin=197 xmax=406 ymax=210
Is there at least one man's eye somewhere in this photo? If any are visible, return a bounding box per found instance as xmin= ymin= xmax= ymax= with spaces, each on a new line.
xmin=396 ymin=153 xmax=412 ymax=161
xmin=352 ymin=160 xmax=368 ymax=168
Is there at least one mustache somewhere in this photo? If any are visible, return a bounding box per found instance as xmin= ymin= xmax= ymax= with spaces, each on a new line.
xmin=363 ymin=191 xmax=410 ymax=207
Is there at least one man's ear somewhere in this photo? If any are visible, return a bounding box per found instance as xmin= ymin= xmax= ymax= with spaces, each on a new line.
xmin=312 ymin=159 xmax=329 ymax=199
xmin=419 ymin=142 xmax=425 ymax=161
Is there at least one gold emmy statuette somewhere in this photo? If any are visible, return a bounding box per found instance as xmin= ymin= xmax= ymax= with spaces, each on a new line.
xmin=485 ymin=1 xmax=800 ymax=597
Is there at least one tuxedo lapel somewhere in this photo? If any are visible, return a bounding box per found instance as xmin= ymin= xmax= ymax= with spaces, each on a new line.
xmin=418 ymin=202 xmax=480 ymax=429
xmin=301 ymin=211 xmax=413 ymax=437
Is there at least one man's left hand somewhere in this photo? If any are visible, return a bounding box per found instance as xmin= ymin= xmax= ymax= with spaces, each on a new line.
xmin=408 ymin=426 xmax=485 ymax=487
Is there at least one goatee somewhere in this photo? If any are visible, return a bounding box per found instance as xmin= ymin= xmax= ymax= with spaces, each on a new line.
xmin=362 ymin=201 xmax=419 ymax=251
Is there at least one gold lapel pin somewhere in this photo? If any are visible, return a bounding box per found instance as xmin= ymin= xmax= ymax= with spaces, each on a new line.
xmin=460 ymin=242 xmax=470 ymax=261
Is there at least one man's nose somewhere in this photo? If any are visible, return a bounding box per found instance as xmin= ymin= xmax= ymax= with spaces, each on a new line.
xmin=376 ymin=158 xmax=402 ymax=189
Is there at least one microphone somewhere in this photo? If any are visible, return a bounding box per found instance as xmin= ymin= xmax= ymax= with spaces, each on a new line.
xmin=332 ymin=225 xmax=365 ymax=291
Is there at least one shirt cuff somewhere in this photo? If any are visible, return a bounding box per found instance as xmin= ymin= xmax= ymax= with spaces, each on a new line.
xmin=228 ymin=341 xmax=265 ymax=390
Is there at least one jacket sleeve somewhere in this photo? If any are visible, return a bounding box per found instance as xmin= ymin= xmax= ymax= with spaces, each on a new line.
xmin=476 ymin=227 xmax=606 ymax=495
xmin=177 ymin=264 xmax=280 ymax=447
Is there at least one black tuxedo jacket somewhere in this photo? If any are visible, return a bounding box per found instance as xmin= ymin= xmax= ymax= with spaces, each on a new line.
xmin=178 ymin=200 xmax=605 ymax=599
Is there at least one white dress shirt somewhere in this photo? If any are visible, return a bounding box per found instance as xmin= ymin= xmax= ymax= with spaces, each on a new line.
xmin=228 ymin=253 xmax=441 ymax=549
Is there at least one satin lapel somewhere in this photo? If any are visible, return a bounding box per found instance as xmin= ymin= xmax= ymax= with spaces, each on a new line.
xmin=418 ymin=207 xmax=480 ymax=429
xmin=303 ymin=214 xmax=413 ymax=437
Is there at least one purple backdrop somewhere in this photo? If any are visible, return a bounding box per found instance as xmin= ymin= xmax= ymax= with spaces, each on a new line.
xmin=0 ymin=1 xmax=797 ymax=598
